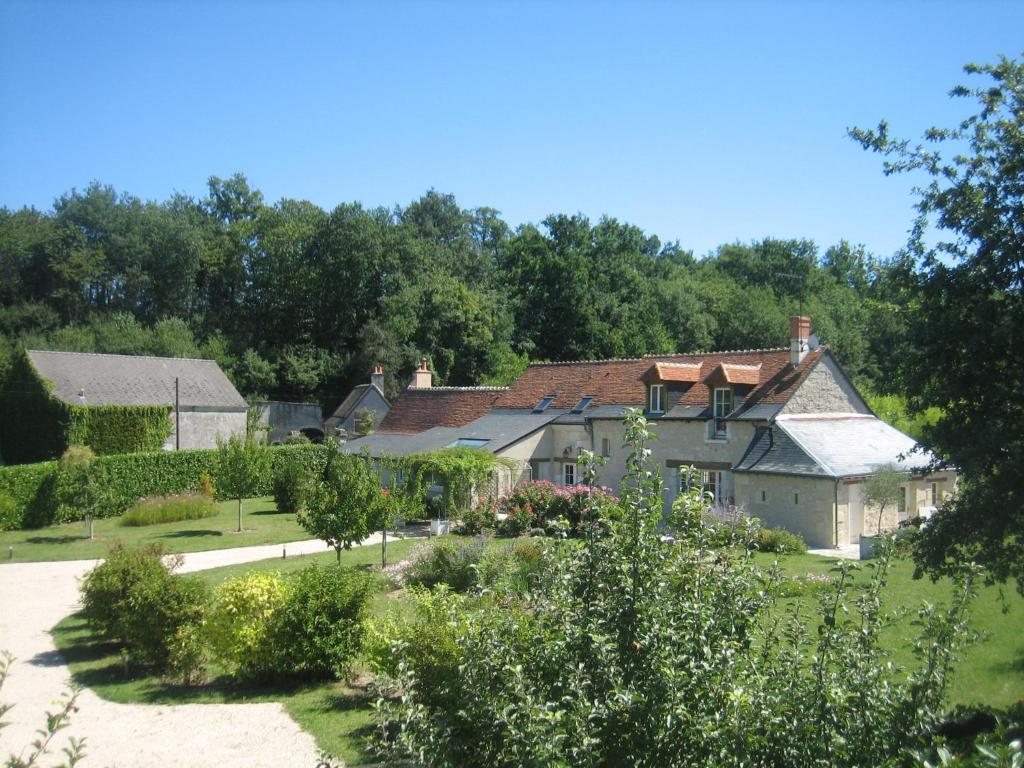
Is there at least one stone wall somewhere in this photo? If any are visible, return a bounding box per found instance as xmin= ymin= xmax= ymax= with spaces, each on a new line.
xmin=780 ymin=355 xmax=872 ymax=415
xmin=734 ymin=473 xmax=837 ymax=548
xmin=165 ymin=407 xmax=247 ymax=450
xmin=255 ymin=401 xmax=324 ymax=443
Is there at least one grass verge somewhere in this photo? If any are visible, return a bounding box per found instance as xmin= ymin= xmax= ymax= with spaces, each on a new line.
xmin=1 ymin=497 xmax=310 ymax=562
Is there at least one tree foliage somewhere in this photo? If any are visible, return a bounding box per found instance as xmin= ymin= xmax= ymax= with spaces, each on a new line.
xmin=851 ymin=54 xmax=1024 ymax=591
xmin=215 ymin=433 xmax=270 ymax=532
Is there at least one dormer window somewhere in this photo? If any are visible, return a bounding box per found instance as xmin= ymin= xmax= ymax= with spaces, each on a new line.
xmin=648 ymin=384 xmax=665 ymax=414
xmin=712 ymin=387 xmax=733 ymax=438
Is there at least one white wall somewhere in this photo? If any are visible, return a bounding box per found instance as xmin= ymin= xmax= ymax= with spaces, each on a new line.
xmin=165 ymin=407 xmax=247 ymax=450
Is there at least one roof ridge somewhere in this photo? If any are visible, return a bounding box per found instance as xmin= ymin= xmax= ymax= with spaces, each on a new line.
xmin=28 ymin=349 xmax=217 ymax=364
xmin=406 ymin=386 xmax=509 ymax=392
xmin=529 ymin=348 xmax=790 ymax=366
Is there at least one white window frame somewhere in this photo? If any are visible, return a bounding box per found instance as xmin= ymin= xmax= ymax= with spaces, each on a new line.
xmin=711 ymin=387 xmax=732 ymax=438
xmin=649 ymin=384 xmax=665 ymax=414
xmin=563 ymin=463 xmax=576 ymax=486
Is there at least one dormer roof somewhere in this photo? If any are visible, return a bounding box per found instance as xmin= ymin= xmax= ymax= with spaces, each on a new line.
xmin=642 ymin=362 xmax=703 ymax=384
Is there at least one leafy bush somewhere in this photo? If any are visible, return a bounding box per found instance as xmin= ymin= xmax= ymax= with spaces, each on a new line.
xmin=376 ymin=411 xmax=979 ymax=767
xmin=456 ymin=495 xmax=498 ymax=535
xmin=270 ymin=565 xmax=373 ymax=680
xmin=757 ymin=526 xmax=808 ymax=554
xmin=120 ymin=493 xmax=216 ymax=526
xmin=496 ymin=481 xmax=619 ymax=537
xmin=365 ymin=586 xmax=469 ymax=702
xmin=476 ymin=538 xmax=549 ymax=596
xmin=272 ymin=454 xmax=310 ymax=516
xmin=79 ymin=543 xmax=208 ymax=670
xmin=197 ymin=472 xmax=215 ymax=499
xmin=0 ymin=492 xmax=16 ymax=531
xmin=403 ymin=538 xmax=488 ymax=593
xmin=282 ymin=433 xmax=311 ymax=445
xmin=205 ymin=571 xmax=287 ymax=680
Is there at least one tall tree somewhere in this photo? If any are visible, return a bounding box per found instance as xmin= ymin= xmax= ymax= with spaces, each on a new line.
xmin=851 ymin=55 xmax=1024 ymax=591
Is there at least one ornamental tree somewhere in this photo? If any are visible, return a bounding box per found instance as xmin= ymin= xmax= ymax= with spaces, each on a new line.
xmin=215 ymin=433 xmax=270 ymax=532
xmin=851 ymin=55 xmax=1024 ymax=591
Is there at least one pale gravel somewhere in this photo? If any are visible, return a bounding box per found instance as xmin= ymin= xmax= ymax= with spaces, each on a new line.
xmin=0 ymin=534 xmax=386 ymax=768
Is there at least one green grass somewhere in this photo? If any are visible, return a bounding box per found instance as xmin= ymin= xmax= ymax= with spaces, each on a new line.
xmin=0 ymin=497 xmax=312 ymax=562
xmin=755 ymin=551 xmax=1024 ymax=708
xmin=51 ymin=544 xmax=1024 ymax=766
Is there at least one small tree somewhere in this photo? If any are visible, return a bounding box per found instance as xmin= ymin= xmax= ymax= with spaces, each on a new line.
xmin=355 ymin=409 xmax=377 ymax=436
xmin=376 ymin=455 xmax=408 ymax=567
xmin=58 ymin=444 xmax=111 ymax=537
xmin=216 ymin=433 xmax=270 ymax=532
xmin=864 ymin=463 xmax=905 ymax=535
xmin=300 ymin=446 xmax=384 ymax=564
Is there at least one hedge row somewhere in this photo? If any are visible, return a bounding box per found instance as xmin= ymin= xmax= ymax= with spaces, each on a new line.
xmin=0 ymin=443 xmax=326 ymax=531
xmin=0 ymin=350 xmax=172 ymax=464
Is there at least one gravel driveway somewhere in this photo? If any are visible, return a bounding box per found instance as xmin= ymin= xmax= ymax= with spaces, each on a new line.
xmin=0 ymin=536 xmax=381 ymax=768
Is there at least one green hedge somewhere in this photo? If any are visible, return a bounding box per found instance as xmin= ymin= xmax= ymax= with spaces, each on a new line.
xmin=0 ymin=443 xmax=326 ymax=530
xmin=0 ymin=349 xmax=173 ymax=463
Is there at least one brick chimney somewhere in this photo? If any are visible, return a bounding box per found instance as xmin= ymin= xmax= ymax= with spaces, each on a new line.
xmin=370 ymin=365 xmax=384 ymax=392
xmin=790 ymin=315 xmax=811 ymax=368
xmin=411 ymin=358 xmax=432 ymax=388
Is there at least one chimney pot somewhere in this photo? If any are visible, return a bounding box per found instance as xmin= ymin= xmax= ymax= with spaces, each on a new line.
xmin=411 ymin=358 xmax=433 ymax=388
xmin=790 ymin=315 xmax=812 ymax=367
xmin=370 ymin=365 xmax=385 ymax=391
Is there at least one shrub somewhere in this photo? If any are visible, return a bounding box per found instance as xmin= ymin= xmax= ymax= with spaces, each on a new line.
xmin=272 ymin=454 xmax=310 ymax=516
xmin=283 ymin=433 xmax=311 ymax=445
xmin=197 ymin=472 xmax=215 ymax=499
xmin=403 ymin=538 xmax=488 ymax=593
xmin=456 ymin=495 xmax=498 ymax=535
xmin=496 ymin=502 xmax=538 ymax=537
xmin=205 ymin=571 xmax=287 ymax=680
xmin=270 ymin=565 xmax=373 ymax=680
xmin=0 ymin=492 xmax=16 ymax=531
xmin=496 ymin=481 xmax=620 ymax=537
xmin=79 ymin=543 xmax=208 ymax=670
xmin=120 ymin=493 xmax=216 ymax=526
xmin=757 ymin=526 xmax=808 ymax=554
xmin=476 ymin=538 xmax=549 ymax=596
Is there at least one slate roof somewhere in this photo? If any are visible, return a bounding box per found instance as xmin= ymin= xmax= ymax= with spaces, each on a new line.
xmin=329 ymin=383 xmax=388 ymax=421
xmin=375 ymin=387 xmax=508 ymax=434
xmin=496 ymin=348 xmax=824 ymax=416
xmin=346 ymin=409 xmax=558 ymax=457
xmin=27 ymin=350 xmax=246 ymax=409
xmin=734 ymin=415 xmax=932 ymax=478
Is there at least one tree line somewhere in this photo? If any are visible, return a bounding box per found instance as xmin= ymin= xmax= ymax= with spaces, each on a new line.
xmin=0 ymin=176 xmax=914 ymax=409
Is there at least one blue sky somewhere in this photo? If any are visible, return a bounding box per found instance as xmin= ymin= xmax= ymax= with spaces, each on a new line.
xmin=1 ymin=1 xmax=1021 ymax=258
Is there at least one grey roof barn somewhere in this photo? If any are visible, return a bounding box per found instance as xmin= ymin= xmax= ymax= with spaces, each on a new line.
xmin=27 ymin=350 xmax=247 ymax=408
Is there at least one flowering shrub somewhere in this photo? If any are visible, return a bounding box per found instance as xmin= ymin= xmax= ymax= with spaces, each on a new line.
xmin=456 ymin=495 xmax=498 ymax=535
xmin=497 ymin=481 xmax=620 ymax=537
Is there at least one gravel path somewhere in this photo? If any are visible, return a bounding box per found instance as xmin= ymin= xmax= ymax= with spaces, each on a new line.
xmin=0 ymin=535 xmax=385 ymax=768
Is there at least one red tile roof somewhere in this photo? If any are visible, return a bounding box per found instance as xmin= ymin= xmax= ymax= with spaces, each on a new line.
xmin=716 ymin=363 xmax=763 ymax=386
xmin=376 ymin=387 xmax=506 ymax=434
xmin=495 ymin=348 xmax=825 ymax=411
xmin=643 ymin=362 xmax=703 ymax=383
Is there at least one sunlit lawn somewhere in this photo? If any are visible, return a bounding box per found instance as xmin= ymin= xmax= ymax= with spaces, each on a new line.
xmin=52 ymin=543 xmax=1023 ymax=766
xmin=0 ymin=497 xmax=311 ymax=562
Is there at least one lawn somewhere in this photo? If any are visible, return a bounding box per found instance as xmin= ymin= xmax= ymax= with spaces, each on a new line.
xmin=52 ymin=543 xmax=1024 ymax=766
xmin=0 ymin=497 xmax=311 ymax=562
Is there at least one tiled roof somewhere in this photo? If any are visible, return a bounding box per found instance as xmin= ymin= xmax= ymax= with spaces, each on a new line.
xmin=495 ymin=348 xmax=824 ymax=413
xmin=643 ymin=362 xmax=703 ymax=383
xmin=27 ymin=349 xmax=247 ymax=408
xmin=718 ymin=363 xmax=763 ymax=385
xmin=375 ymin=387 xmax=506 ymax=434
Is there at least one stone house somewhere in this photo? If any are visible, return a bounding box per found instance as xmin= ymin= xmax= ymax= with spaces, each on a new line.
xmin=25 ymin=349 xmax=248 ymax=451
xmin=344 ymin=319 xmax=954 ymax=548
xmin=325 ymin=366 xmax=391 ymax=439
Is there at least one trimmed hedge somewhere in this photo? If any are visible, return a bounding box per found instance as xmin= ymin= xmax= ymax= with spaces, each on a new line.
xmin=0 ymin=443 xmax=325 ymax=530
xmin=0 ymin=349 xmax=172 ymax=463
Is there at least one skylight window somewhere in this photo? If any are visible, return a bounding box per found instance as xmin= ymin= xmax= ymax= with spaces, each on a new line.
xmin=447 ymin=438 xmax=490 ymax=449
xmin=533 ymin=396 xmax=555 ymax=413
xmin=571 ymin=396 xmax=593 ymax=414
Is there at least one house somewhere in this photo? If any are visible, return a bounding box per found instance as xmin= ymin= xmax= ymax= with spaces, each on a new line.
xmin=344 ymin=319 xmax=955 ymax=549
xmin=325 ymin=366 xmax=391 ymax=439
xmin=20 ymin=349 xmax=247 ymax=453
